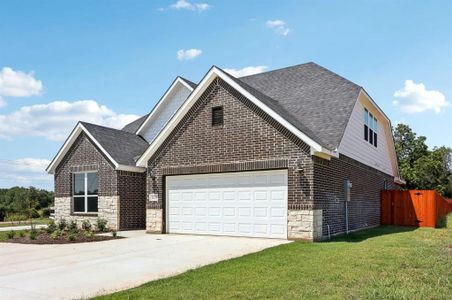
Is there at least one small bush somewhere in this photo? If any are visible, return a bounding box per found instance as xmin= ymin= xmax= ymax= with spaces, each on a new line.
xmin=81 ymin=220 xmax=92 ymax=231
xmin=5 ymin=213 xmax=28 ymax=223
xmin=19 ymin=231 xmax=25 ymax=237
xmin=84 ymin=230 xmax=94 ymax=238
xmin=96 ymin=218 xmax=108 ymax=232
xmin=68 ymin=220 xmax=78 ymax=232
xmin=46 ymin=220 xmax=57 ymax=233
xmin=51 ymin=229 xmax=61 ymax=240
xmin=68 ymin=233 xmax=76 ymax=241
xmin=7 ymin=230 xmax=15 ymax=239
xmin=58 ymin=218 xmax=67 ymax=231
xmin=29 ymin=229 xmax=38 ymax=240
xmin=112 ymin=230 xmax=117 ymax=238
xmin=30 ymin=208 xmax=40 ymax=219
xmin=40 ymin=208 xmax=51 ymax=218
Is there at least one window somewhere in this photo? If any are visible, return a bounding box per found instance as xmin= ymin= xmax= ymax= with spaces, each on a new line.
xmin=364 ymin=108 xmax=378 ymax=147
xmin=73 ymin=172 xmax=98 ymax=213
xmin=212 ymin=106 xmax=223 ymax=126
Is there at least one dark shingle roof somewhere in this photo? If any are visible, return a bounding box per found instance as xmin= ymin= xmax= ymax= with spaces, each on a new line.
xmin=121 ymin=114 xmax=149 ymax=134
xmin=180 ymin=77 xmax=197 ymax=89
xmin=237 ymin=62 xmax=362 ymax=149
xmin=81 ymin=122 xmax=149 ymax=166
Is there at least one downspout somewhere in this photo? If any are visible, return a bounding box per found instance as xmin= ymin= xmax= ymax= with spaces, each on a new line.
xmin=344 ymin=179 xmax=352 ymax=234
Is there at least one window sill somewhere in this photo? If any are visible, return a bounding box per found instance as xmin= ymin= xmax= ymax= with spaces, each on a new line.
xmin=70 ymin=213 xmax=98 ymax=217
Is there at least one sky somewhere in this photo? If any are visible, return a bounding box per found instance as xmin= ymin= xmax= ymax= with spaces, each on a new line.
xmin=0 ymin=0 xmax=451 ymax=190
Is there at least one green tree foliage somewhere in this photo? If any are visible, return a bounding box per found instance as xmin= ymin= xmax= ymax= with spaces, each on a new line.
xmin=0 ymin=187 xmax=54 ymax=221
xmin=393 ymin=124 xmax=452 ymax=197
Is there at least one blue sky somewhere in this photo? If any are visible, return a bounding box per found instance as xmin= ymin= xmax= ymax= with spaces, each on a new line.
xmin=0 ymin=0 xmax=451 ymax=190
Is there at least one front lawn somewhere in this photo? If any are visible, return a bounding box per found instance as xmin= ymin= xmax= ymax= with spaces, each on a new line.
xmin=96 ymin=216 xmax=452 ymax=299
xmin=0 ymin=218 xmax=52 ymax=228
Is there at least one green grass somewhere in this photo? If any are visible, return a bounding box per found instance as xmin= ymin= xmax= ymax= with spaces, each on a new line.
xmin=0 ymin=218 xmax=52 ymax=228
xmin=99 ymin=215 xmax=448 ymax=299
xmin=0 ymin=230 xmax=28 ymax=241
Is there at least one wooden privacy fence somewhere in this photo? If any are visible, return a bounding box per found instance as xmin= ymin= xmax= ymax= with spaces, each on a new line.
xmin=381 ymin=190 xmax=452 ymax=228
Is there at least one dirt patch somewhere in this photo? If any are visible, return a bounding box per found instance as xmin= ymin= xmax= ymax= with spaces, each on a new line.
xmin=2 ymin=231 xmax=123 ymax=244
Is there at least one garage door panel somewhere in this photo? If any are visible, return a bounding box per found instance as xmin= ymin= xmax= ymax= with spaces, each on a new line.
xmin=167 ymin=170 xmax=287 ymax=239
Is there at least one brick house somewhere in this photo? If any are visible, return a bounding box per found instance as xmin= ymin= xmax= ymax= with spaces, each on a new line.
xmin=47 ymin=62 xmax=403 ymax=240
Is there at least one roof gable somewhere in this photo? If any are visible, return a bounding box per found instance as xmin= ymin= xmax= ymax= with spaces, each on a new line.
xmin=46 ymin=122 xmax=147 ymax=174
xmin=136 ymin=66 xmax=337 ymax=167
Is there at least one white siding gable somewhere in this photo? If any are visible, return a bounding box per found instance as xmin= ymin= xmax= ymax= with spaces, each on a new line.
xmin=338 ymin=92 xmax=397 ymax=176
xmin=140 ymin=82 xmax=192 ymax=143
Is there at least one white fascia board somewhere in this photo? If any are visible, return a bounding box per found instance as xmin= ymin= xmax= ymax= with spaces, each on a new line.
xmin=136 ymin=67 xmax=330 ymax=167
xmin=394 ymin=177 xmax=406 ymax=185
xmin=117 ymin=165 xmax=146 ymax=173
xmin=46 ymin=123 xmax=120 ymax=174
xmin=136 ymin=77 xmax=195 ymax=136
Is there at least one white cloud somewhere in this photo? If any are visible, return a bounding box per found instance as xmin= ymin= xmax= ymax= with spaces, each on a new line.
xmin=169 ymin=0 xmax=210 ymax=11
xmin=0 ymin=100 xmax=140 ymax=141
xmin=0 ymin=67 xmax=43 ymax=106
xmin=266 ymin=19 xmax=291 ymax=36
xmin=0 ymin=158 xmax=53 ymax=188
xmin=0 ymin=96 xmax=6 ymax=108
xmin=177 ymin=48 xmax=202 ymax=61
xmin=393 ymin=80 xmax=449 ymax=114
xmin=224 ymin=66 xmax=268 ymax=77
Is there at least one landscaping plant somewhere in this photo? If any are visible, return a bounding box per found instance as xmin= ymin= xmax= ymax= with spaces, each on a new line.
xmin=112 ymin=230 xmax=117 ymax=238
xmin=68 ymin=233 xmax=76 ymax=241
xmin=19 ymin=231 xmax=25 ymax=237
xmin=84 ymin=230 xmax=94 ymax=238
xmin=58 ymin=218 xmax=67 ymax=231
xmin=7 ymin=230 xmax=15 ymax=239
xmin=29 ymin=229 xmax=38 ymax=240
xmin=82 ymin=219 xmax=92 ymax=231
xmin=51 ymin=229 xmax=61 ymax=240
xmin=96 ymin=218 xmax=108 ymax=232
xmin=68 ymin=220 xmax=78 ymax=232
xmin=46 ymin=220 xmax=57 ymax=233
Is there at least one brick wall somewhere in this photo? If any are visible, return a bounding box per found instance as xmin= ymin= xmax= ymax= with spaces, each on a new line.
xmin=55 ymin=132 xmax=117 ymax=197
xmin=147 ymin=78 xmax=314 ymax=216
xmin=118 ymin=171 xmax=146 ymax=230
xmin=313 ymin=154 xmax=396 ymax=236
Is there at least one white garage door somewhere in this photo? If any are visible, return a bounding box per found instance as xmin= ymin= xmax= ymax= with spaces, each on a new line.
xmin=166 ymin=170 xmax=288 ymax=239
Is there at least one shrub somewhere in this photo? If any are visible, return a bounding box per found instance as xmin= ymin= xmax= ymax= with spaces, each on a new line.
xmin=84 ymin=230 xmax=94 ymax=238
xmin=40 ymin=208 xmax=51 ymax=218
xmin=29 ymin=229 xmax=38 ymax=240
xmin=7 ymin=230 xmax=15 ymax=239
xmin=51 ymin=229 xmax=61 ymax=240
xmin=58 ymin=218 xmax=67 ymax=231
xmin=30 ymin=208 xmax=40 ymax=219
xmin=5 ymin=213 xmax=28 ymax=223
xmin=112 ymin=230 xmax=117 ymax=238
xmin=81 ymin=220 xmax=92 ymax=231
xmin=68 ymin=233 xmax=76 ymax=241
xmin=68 ymin=220 xmax=78 ymax=232
xmin=19 ymin=231 xmax=25 ymax=237
xmin=96 ymin=218 xmax=108 ymax=232
xmin=46 ymin=220 xmax=57 ymax=234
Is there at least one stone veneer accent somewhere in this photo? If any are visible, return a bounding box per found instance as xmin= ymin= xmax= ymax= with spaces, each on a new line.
xmin=54 ymin=196 xmax=119 ymax=230
xmin=146 ymin=208 xmax=163 ymax=233
xmin=287 ymin=209 xmax=323 ymax=241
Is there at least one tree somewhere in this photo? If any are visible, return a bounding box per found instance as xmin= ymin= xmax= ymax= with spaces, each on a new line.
xmin=393 ymin=124 xmax=452 ymax=197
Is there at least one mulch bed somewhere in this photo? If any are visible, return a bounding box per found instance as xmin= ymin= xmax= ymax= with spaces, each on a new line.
xmin=3 ymin=231 xmax=123 ymax=244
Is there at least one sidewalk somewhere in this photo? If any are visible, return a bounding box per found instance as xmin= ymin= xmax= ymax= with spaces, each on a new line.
xmin=0 ymin=224 xmax=47 ymax=232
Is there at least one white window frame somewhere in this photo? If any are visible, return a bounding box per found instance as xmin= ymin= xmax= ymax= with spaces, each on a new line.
xmin=364 ymin=108 xmax=378 ymax=148
xmin=72 ymin=171 xmax=98 ymax=214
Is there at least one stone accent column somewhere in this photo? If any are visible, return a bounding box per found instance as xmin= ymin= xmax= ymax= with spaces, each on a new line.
xmin=288 ymin=209 xmax=323 ymax=241
xmin=146 ymin=208 xmax=163 ymax=233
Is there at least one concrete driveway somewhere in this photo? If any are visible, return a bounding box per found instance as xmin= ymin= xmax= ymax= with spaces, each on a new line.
xmin=0 ymin=231 xmax=289 ymax=299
